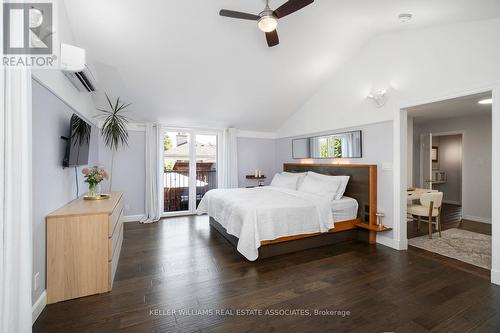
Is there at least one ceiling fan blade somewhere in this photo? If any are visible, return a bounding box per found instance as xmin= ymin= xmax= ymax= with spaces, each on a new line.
xmin=219 ymin=9 xmax=260 ymax=21
xmin=274 ymin=0 xmax=314 ymax=19
xmin=266 ymin=30 xmax=279 ymax=47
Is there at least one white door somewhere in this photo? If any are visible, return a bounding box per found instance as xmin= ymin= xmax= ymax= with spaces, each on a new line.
xmin=421 ymin=133 xmax=433 ymax=189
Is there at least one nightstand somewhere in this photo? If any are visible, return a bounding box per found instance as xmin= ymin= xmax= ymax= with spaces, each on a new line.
xmin=245 ymin=175 xmax=266 ymax=187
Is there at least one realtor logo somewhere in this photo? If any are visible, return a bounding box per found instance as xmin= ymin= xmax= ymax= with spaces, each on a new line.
xmin=3 ymin=2 xmax=53 ymax=54
xmin=2 ymin=2 xmax=57 ymax=67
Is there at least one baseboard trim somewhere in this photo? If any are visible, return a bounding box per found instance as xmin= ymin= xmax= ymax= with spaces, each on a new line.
xmin=121 ymin=214 xmax=144 ymax=223
xmin=462 ymin=214 xmax=491 ymax=224
xmin=376 ymin=234 xmax=394 ymax=248
xmin=396 ymin=237 xmax=408 ymax=251
xmin=32 ymin=290 xmax=47 ymax=324
xmin=491 ymin=269 xmax=500 ymax=285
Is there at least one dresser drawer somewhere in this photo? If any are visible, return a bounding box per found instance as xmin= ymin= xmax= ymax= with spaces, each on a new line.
xmin=110 ymin=222 xmax=124 ymax=288
xmin=108 ymin=196 xmax=123 ymax=237
xmin=108 ymin=210 xmax=123 ymax=260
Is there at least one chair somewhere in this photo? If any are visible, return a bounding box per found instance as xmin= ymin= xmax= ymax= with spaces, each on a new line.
xmin=408 ymin=192 xmax=443 ymax=239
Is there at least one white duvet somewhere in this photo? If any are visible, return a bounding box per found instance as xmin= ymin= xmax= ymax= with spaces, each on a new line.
xmin=196 ymin=186 xmax=334 ymax=261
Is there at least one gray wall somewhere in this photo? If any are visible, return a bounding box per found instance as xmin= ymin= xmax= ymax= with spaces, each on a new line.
xmin=433 ymin=135 xmax=463 ymax=204
xmin=413 ymin=114 xmax=491 ymax=222
xmin=32 ymin=79 xmax=99 ymax=305
xmin=237 ymin=137 xmax=277 ymax=187
xmin=275 ymin=121 xmax=395 ymax=236
xmin=98 ymin=131 xmax=146 ymax=216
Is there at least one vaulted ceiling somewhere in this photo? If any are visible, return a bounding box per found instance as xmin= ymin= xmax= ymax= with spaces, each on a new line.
xmin=63 ymin=0 xmax=500 ymax=131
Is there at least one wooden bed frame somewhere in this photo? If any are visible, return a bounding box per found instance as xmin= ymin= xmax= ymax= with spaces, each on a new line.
xmin=209 ymin=163 xmax=391 ymax=259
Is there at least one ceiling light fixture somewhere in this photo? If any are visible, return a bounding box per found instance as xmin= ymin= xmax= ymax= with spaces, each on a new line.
xmin=258 ymin=15 xmax=278 ymax=32
xmin=398 ymin=13 xmax=413 ymax=23
xmin=478 ymin=98 xmax=493 ymax=105
xmin=367 ymin=89 xmax=388 ymax=108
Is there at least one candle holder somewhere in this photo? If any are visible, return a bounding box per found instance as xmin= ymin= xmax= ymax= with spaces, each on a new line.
xmin=376 ymin=212 xmax=385 ymax=230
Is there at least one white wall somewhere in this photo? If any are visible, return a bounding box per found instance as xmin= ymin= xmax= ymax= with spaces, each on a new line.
xmin=31 ymin=79 xmax=99 ymax=305
xmin=277 ymin=18 xmax=500 ymax=138
xmin=273 ymin=18 xmax=500 ymax=246
xmin=275 ymin=121 xmax=395 ymax=240
xmin=237 ymin=137 xmax=277 ymax=187
xmin=413 ymin=115 xmax=491 ymax=222
xmin=31 ymin=0 xmax=96 ymax=125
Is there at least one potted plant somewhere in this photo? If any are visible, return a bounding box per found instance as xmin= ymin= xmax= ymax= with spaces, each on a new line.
xmin=82 ymin=166 xmax=108 ymax=198
xmin=96 ymin=93 xmax=131 ymax=192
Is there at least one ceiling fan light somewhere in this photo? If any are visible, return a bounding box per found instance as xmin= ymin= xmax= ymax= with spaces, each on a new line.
xmin=258 ymin=16 xmax=278 ymax=32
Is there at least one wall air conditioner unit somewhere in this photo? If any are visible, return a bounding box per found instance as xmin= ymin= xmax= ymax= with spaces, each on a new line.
xmin=60 ymin=43 xmax=98 ymax=92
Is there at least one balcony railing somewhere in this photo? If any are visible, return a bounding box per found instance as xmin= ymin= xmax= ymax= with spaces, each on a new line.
xmin=163 ymin=169 xmax=217 ymax=212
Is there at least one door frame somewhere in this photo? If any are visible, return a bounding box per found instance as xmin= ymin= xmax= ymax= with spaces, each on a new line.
xmin=161 ymin=127 xmax=221 ymax=217
xmin=393 ymin=83 xmax=500 ymax=285
xmin=418 ymin=133 xmax=433 ymax=189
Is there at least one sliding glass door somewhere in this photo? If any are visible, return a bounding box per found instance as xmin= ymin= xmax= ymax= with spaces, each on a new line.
xmin=162 ymin=129 xmax=219 ymax=215
xmin=194 ymin=134 xmax=218 ymax=208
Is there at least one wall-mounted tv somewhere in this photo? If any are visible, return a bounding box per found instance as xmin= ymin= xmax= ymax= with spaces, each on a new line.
xmin=63 ymin=114 xmax=92 ymax=167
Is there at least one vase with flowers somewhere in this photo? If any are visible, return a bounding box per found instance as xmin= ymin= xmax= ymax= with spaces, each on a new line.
xmin=82 ymin=166 xmax=109 ymax=198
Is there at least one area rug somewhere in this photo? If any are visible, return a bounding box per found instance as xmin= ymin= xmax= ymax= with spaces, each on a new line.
xmin=408 ymin=228 xmax=491 ymax=269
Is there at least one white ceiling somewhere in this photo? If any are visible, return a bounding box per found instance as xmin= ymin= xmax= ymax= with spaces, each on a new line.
xmin=408 ymin=92 xmax=492 ymax=123
xmin=63 ymin=0 xmax=500 ymax=131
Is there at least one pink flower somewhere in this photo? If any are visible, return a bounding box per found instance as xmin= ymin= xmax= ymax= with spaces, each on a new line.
xmin=103 ymin=171 xmax=109 ymax=180
xmin=82 ymin=168 xmax=89 ymax=175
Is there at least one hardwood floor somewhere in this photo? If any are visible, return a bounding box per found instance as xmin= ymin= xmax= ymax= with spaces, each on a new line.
xmin=34 ymin=215 xmax=500 ymax=332
xmin=407 ymin=203 xmax=492 ymax=239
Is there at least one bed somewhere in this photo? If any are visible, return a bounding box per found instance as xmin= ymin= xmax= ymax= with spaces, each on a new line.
xmin=197 ymin=163 xmax=387 ymax=260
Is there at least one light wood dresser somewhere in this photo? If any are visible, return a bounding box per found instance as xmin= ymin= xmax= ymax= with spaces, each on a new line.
xmin=46 ymin=192 xmax=124 ymax=304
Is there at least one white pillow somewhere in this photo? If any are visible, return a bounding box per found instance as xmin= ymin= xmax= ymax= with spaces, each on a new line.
xmin=270 ymin=173 xmax=299 ymax=190
xmin=298 ymin=174 xmax=341 ymax=200
xmin=282 ymin=172 xmax=307 ymax=189
xmin=307 ymin=172 xmax=350 ymax=200
xmin=334 ymin=176 xmax=350 ymax=200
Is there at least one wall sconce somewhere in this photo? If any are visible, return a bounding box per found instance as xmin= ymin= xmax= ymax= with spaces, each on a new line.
xmin=367 ymin=89 xmax=388 ymax=107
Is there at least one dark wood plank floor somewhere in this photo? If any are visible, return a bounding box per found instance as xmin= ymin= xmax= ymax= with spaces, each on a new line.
xmin=407 ymin=204 xmax=492 ymax=239
xmin=34 ymin=215 xmax=500 ymax=333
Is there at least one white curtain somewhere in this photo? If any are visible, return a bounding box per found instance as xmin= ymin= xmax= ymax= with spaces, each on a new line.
xmin=140 ymin=124 xmax=162 ymax=223
xmin=1 ymin=68 xmax=33 ymax=331
xmin=220 ymin=128 xmax=239 ymax=188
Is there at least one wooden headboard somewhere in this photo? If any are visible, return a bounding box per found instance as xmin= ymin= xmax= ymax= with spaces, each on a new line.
xmin=283 ymin=163 xmax=377 ymax=225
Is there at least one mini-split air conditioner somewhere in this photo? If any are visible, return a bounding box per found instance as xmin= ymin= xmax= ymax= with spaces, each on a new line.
xmin=60 ymin=43 xmax=98 ymax=92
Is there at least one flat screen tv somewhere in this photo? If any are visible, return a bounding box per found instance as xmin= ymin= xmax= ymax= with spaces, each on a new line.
xmin=63 ymin=114 xmax=92 ymax=167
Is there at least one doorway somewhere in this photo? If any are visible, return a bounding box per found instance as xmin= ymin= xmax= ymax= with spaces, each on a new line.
xmin=403 ymin=92 xmax=492 ymax=270
xmin=408 ymin=131 xmax=464 ymax=239
xmin=162 ymin=129 xmax=219 ymax=216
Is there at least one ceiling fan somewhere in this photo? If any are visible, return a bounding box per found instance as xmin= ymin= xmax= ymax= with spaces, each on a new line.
xmin=219 ymin=0 xmax=314 ymax=47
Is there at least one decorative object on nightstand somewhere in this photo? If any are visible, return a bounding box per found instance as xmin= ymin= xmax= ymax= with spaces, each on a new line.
xmin=376 ymin=212 xmax=385 ymax=230
xmin=82 ymin=166 xmax=109 ymax=200
xmin=82 ymin=166 xmax=109 ymax=199
xmin=246 ymin=173 xmax=266 ymax=188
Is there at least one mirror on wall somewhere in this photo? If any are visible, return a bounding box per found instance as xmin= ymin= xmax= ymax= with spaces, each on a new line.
xmin=292 ymin=130 xmax=362 ymax=159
